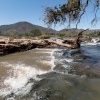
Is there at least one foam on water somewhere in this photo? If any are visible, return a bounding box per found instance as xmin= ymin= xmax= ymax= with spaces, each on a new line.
xmin=0 ymin=48 xmax=57 ymax=98
xmin=91 ymin=38 xmax=100 ymax=43
xmin=0 ymin=62 xmax=48 ymax=97
xmin=50 ymin=49 xmax=56 ymax=71
xmin=0 ymin=48 xmax=74 ymax=99
xmin=82 ymin=42 xmax=98 ymax=46
xmin=63 ymin=58 xmax=73 ymax=63
xmin=82 ymin=38 xmax=100 ymax=46
xmin=38 ymin=48 xmax=57 ymax=71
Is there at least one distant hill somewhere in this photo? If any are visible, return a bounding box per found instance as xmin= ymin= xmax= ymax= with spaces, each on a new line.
xmin=59 ymin=28 xmax=100 ymax=34
xmin=0 ymin=22 xmax=100 ymax=37
xmin=0 ymin=22 xmax=57 ymax=34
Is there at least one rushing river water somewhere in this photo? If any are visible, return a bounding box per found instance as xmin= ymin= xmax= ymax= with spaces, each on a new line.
xmin=0 ymin=40 xmax=100 ymax=100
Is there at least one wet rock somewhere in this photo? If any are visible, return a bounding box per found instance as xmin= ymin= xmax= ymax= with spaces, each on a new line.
xmin=69 ymin=65 xmax=100 ymax=78
xmin=21 ymin=72 xmax=100 ymax=100
xmin=3 ymin=72 xmax=100 ymax=100
xmin=53 ymin=64 xmax=68 ymax=73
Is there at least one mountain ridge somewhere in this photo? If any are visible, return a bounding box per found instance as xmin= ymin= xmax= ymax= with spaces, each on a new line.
xmin=59 ymin=28 xmax=100 ymax=34
xmin=0 ymin=21 xmax=57 ymax=34
xmin=0 ymin=21 xmax=100 ymax=35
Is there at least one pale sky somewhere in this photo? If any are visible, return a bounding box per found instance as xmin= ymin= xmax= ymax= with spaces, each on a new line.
xmin=0 ymin=0 xmax=100 ymax=31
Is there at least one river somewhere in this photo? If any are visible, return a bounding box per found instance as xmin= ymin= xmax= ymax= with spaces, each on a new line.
xmin=0 ymin=39 xmax=100 ymax=100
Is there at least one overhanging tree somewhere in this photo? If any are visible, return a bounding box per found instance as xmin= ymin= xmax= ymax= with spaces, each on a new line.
xmin=43 ymin=0 xmax=100 ymax=49
xmin=44 ymin=0 xmax=99 ymax=28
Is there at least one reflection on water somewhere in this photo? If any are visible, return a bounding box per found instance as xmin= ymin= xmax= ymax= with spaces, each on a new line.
xmin=0 ymin=42 xmax=100 ymax=100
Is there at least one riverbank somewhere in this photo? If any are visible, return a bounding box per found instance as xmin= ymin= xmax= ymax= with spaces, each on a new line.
xmin=1 ymin=37 xmax=100 ymax=55
xmin=0 ymin=37 xmax=50 ymax=55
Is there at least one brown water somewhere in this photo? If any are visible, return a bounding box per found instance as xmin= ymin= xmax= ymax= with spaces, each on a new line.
xmin=0 ymin=48 xmax=55 ymax=98
xmin=0 ymin=43 xmax=100 ymax=100
xmin=0 ymin=49 xmax=53 ymax=70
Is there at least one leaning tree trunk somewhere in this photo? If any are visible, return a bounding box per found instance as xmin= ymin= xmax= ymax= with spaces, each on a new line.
xmin=71 ymin=29 xmax=89 ymax=48
xmin=47 ymin=37 xmax=80 ymax=49
xmin=46 ymin=29 xmax=88 ymax=49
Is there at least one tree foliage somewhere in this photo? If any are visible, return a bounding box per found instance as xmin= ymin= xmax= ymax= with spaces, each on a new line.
xmin=44 ymin=0 xmax=100 ymax=28
xmin=30 ymin=29 xmax=42 ymax=37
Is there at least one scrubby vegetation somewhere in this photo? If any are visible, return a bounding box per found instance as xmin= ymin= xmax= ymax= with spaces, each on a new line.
xmin=83 ymin=31 xmax=100 ymax=37
xmin=0 ymin=29 xmax=42 ymax=38
xmin=58 ymin=32 xmax=78 ymax=38
xmin=0 ymin=28 xmax=100 ymax=39
xmin=57 ymin=31 xmax=100 ymax=38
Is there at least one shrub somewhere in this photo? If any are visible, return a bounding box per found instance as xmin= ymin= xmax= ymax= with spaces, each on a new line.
xmin=39 ymin=34 xmax=50 ymax=39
